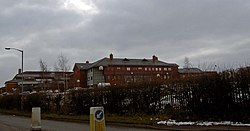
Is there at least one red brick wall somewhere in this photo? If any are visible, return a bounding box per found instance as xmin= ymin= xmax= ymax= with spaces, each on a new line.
xmin=71 ymin=67 xmax=88 ymax=88
xmin=103 ymin=65 xmax=178 ymax=85
xmin=5 ymin=82 xmax=18 ymax=93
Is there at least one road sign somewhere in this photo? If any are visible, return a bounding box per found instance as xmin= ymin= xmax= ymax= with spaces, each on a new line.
xmin=90 ymin=107 xmax=106 ymax=131
xmin=95 ymin=109 xmax=104 ymax=121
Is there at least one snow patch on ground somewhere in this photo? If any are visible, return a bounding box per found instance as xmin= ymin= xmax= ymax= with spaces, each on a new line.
xmin=157 ymin=119 xmax=250 ymax=126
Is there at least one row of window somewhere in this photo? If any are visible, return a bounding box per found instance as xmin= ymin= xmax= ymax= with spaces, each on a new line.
xmin=87 ymin=76 xmax=104 ymax=81
xmin=108 ymin=67 xmax=172 ymax=72
xmin=106 ymin=74 xmax=170 ymax=80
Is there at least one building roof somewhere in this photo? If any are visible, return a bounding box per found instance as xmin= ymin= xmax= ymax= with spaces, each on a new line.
xmin=73 ymin=54 xmax=178 ymax=70
xmin=14 ymin=71 xmax=73 ymax=77
xmin=74 ymin=63 xmax=92 ymax=70
xmin=5 ymin=71 xmax=73 ymax=85
xmin=178 ymin=68 xmax=203 ymax=74
xmin=5 ymin=71 xmax=73 ymax=84
xmin=89 ymin=57 xmax=178 ymax=68
xmin=5 ymin=79 xmax=19 ymax=84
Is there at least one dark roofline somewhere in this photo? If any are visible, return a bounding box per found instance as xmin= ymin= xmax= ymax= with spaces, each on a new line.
xmin=14 ymin=71 xmax=73 ymax=78
xmin=178 ymin=68 xmax=203 ymax=73
xmin=4 ymin=79 xmax=20 ymax=84
xmin=73 ymin=63 xmax=92 ymax=70
xmin=22 ymin=71 xmax=73 ymax=73
xmin=88 ymin=57 xmax=178 ymax=68
xmin=89 ymin=57 xmax=109 ymax=68
xmin=74 ymin=55 xmax=179 ymax=70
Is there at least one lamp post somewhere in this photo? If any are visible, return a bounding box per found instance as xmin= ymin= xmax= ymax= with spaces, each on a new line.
xmin=77 ymin=79 xmax=80 ymax=87
xmin=5 ymin=47 xmax=24 ymax=111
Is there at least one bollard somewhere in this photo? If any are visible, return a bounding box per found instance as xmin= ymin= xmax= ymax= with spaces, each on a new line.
xmin=90 ymin=107 xmax=106 ymax=131
xmin=31 ymin=107 xmax=41 ymax=131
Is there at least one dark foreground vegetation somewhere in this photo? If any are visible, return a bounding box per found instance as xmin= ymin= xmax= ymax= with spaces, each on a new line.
xmin=0 ymin=67 xmax=250 ymax=123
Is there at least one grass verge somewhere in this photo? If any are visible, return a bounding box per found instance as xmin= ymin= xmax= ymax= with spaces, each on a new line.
xmin=0 ymin=109 xmax=167 ymax=126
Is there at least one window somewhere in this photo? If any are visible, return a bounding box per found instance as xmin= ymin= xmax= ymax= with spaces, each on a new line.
xmin=127 ymin=67 xmax=130 ymax=71
xmin=164 ymin=68 xmax=168 ymax=71
xmin=138 ymin=67 xmax=142 ymax=70
xmin=168 ymin=68 xmax=172 ymax=71
xmin=145 ymin=67 xmax=147 ymax=71
xmin=133 ymin=67 xmax=137 ymax=70
xmin=149 ymin=68 xmax=151 ymax=71
xmin=164 ymin=75 xmax=167 ymax=79
xmin=159 ymin=68 xmax=162 ymax=71
xmin=91 ymin=76 xmax=93 ymax=80
xmin=156 ymin=68 xmax=158 ymax=71
xmin=117 ymin=67 xmax=121 ymax=70
xmin=152 ymin=68 xmax=155 ymax=71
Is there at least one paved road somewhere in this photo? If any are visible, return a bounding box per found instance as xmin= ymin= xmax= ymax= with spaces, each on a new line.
xmin=1 ymin=114 xmax=250 ymax=131
xmin=0 ymin=114 xmax=159 ymax=131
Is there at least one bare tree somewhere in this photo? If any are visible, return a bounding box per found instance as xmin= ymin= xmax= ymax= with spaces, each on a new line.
xmin=184 ymin=57 xmax=192 ymax=68
xmin=39 ymin=59 xmax=48 ymax=72
xmin=197 ymin=61 xmax=218 ymax=71
xmin=54 ymin=54 xmax=70 ymax=92
xmin=54 ymin=54 xmax=70 ymax=71
xmin=39 ymin=59 xmax=48 ymax=90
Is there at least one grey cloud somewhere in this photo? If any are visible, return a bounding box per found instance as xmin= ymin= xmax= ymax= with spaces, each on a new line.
xmin=0 ymin=0 xmax=83 ymax=38
xmin=1 ymin=0 xmax=250 ymax=86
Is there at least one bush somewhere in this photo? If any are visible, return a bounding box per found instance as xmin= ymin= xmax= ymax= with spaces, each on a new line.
xmin=0 ymin=67 xmax=249 ymax=122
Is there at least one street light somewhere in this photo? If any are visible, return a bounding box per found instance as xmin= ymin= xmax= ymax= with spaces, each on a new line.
xmin=5 ymin=47 xmax=24 ymax=111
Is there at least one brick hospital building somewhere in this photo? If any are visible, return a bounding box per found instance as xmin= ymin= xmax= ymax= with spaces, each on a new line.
xmin=72 ymin=54 xmax=179 ymax=87
xmin=5 ymin=54 xmax=216 ymax=92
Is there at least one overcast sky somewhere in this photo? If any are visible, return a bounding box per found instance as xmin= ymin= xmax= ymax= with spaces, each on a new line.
xmin=1 ymin=0 xmax=250 ymax=87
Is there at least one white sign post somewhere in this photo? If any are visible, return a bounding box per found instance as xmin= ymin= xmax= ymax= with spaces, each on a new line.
xmin=31 ymin=107 xmax=41 ymax=131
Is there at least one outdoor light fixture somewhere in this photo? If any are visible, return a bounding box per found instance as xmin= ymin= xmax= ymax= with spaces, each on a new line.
xmin=5 ymin=47 xmax=24 ymax=111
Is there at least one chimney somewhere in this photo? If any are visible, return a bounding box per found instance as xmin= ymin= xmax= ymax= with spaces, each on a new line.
xmin=86 ymin=61 xmax=89 ymax=64
xmin=152 ymin=55 xmax=158 ymax=62
xmin=18 ymin=69 xmax=21 ymax=74
xmin=110 ymin=53 xmax=113 ymax=60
